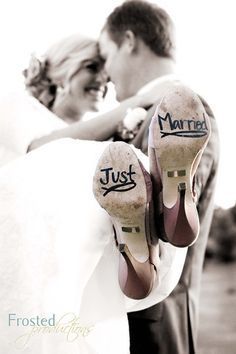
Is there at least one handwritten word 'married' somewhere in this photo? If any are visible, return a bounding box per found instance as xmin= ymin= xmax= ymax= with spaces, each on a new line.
xmin=158 ymin=112 xmax=208 ymax=138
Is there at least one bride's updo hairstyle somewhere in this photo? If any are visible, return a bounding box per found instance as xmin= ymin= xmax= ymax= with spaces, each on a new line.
xmin=23 ymin=34 xmax=98 ymax=110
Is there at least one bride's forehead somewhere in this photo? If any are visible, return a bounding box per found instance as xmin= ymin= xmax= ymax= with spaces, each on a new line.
xmin=66 ymin=43 xmax=98 ymax=67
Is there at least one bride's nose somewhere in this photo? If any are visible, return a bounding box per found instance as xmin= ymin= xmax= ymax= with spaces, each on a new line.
xmin=96 ymin=69 xmax=109 ymax=84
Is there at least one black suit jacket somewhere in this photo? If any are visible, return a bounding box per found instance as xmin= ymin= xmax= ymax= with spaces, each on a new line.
xmin=127 ymin=88 xmax=219 ymax=354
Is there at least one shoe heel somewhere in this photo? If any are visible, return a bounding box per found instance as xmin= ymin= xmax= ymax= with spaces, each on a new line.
xmin=93 ymin=142 xmax=156 ymax=299
xmin=118 ymin=243 xmax=156 ymax=299
xmin=149 ymin=84 xmax=211 ymax=247
xmin=163 ymin=182 xmax=199 ymax=247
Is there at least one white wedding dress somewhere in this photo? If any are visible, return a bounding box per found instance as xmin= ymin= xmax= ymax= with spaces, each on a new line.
xmin=0 ymin=93 xmax=187 ymax=354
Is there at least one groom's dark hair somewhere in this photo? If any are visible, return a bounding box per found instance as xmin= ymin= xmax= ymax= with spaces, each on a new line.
xmin=103 ymin=0 xmax=175 ymax=59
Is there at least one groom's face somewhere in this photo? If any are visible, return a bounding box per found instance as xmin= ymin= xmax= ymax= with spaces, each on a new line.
xmin=99 ymin=30 xmax=133 ymax=101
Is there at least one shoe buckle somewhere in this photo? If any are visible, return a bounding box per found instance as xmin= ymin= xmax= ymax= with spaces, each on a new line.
xmin=121 ymin=226 xmax=140 ymax=233
xmin=167 ymin=170 xmax=186 ymax=178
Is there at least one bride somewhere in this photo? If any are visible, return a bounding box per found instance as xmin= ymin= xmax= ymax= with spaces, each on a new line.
xmin=0 ymin=34 xmax=187 ymax=353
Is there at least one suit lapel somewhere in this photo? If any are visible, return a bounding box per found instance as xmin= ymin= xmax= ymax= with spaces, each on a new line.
xmin=131 ymin=101 xmax=159 ymax=155
xmin=131 ymin=78 xmax=180 ymax=154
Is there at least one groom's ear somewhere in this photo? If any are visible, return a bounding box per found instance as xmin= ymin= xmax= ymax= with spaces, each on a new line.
xmin=123 ymin=30 xmax=138 ymax=53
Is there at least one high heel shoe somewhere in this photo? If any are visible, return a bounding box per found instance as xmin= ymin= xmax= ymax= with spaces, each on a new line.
xmin=93 ymin=141 xmax=158 ymax=299
xmin=148 ymin=84 xmax=211 ymax=247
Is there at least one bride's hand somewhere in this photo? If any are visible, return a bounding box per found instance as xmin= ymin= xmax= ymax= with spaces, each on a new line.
xmin=27 ymin=135 xmax=54 ymax=152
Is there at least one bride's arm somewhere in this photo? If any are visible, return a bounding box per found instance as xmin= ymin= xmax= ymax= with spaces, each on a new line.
xmin=28 ymin=80 xmax=175 ymax=151
xmin=28 ymin=95 xmax=146 ymax=151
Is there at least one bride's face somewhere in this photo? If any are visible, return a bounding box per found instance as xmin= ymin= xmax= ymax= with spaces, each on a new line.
xmin=68 ymin=57 xmax=108 ymax=119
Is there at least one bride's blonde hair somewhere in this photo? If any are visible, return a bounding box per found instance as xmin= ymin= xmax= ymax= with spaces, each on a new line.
xmin=23 ymin=34 xmax=98 ymax=109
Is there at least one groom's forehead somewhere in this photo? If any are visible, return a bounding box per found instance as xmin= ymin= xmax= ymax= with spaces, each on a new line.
xmin=98 ymin=30 xmax=115 ymax=57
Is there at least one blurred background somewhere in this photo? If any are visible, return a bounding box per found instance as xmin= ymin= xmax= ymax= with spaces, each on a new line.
xmin=0 ymin=1 xmax=235 ymax=353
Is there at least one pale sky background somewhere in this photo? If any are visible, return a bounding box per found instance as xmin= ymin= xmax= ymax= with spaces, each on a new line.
xmin=0 ymin=0 xmax=235 ymax=208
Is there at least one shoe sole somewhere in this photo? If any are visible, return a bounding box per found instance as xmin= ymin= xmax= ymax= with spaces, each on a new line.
xmin=149 ymin=84 xmax=211 ymax=247
xmin=93 ymin=142 xmax=156 ymax=299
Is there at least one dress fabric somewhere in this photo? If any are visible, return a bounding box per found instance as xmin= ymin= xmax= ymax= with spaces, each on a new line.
xmin=0 ymin=93 xmax=187 ymax=353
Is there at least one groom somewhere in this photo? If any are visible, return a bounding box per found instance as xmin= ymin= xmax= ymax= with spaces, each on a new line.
xmin=99 ymin=1 xmax=219 ymax=353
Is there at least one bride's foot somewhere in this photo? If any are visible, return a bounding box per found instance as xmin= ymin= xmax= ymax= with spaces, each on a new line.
xmin=93 ymin=141 xmax=158 ymax=300
xmin=148 ymin=84 xmax=211 ymax=247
